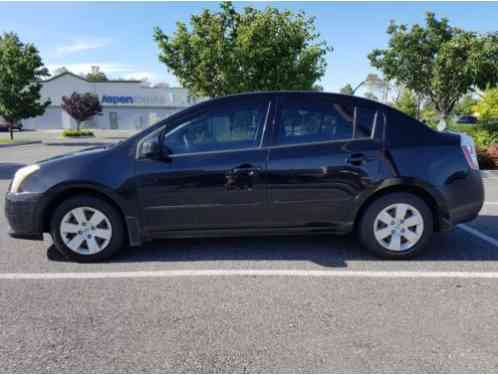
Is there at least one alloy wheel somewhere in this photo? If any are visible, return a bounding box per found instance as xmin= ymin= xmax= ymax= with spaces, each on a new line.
xmin=59 ymin=206 xmax=113 ymax=255
xmin=373 ymin=203 xmax=424 ymax=252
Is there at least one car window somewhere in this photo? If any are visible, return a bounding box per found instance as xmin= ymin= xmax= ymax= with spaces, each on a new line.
xmin=276 ymin=102 xmax=354 ymax=145
xmin=164 ymin=101 xmax=268 ymax=154
xmin=275 ymin=98 xmax=379 ymax=146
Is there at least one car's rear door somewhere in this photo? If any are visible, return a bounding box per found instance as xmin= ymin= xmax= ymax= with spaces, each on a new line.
xmin=135 ymin=94 xmax=273 ymax=235
xmin=266 ymin=93 xmax=384 ymax=230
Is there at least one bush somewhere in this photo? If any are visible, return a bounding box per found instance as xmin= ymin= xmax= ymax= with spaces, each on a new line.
xmin=486 ymin=143 xmax=498 ymax=168
xmin=449 ymin=123 xmax=498 ymax=150
xmin=477 ymin=148 xmax=496 ymax=169
xmin=62 ymin=129 xmax=95 ymax=137
xmin=420 ymin=110 xmax=439 ymax=128
xmin=474 ymin=88 xmax=498 ymax=123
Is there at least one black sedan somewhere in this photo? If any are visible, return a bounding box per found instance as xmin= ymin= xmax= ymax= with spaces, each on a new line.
xmin=456 ymin=115 xmax=478 ymax=125
xmin=5 ymin=92 xmax=484 ymax=261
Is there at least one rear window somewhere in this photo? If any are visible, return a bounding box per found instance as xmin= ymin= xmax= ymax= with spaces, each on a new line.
xmin=275 ymin=97 xmax=379 ymax=146
xmin=277 ymin=103 xmax=354 ymax=145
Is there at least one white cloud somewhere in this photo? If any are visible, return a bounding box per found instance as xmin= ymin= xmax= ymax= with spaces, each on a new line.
xmin=55 ymin=38 xmax=111 ymax=57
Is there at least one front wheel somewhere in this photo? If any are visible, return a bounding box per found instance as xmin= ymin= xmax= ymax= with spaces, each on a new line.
xmin=50 ymin=195 xmax=125 ymax=262
xmin=358 ymin=192 xmax=434 ymax=259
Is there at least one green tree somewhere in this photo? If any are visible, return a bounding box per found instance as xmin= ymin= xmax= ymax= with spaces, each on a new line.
xmin=61 ymin=92 xmax=102 ymax=131
xmin=340 ymin=84 xmax=353 ymax=95
xmin=420 ymin=102 xmax=439 ymax=128
xmin=474 ymin=88 xmax=498 ymax=123
xmin=154 ymin=2 xmax=332 ymax=97
xmin=394 ymin=89 xmax=418 ymax=118
xmin=86 ymin=66 xmax=108 ymax=82
xmin=455 ymin=94 xmax=478 ymax=116
xmin=368 ymin=13 xmax=498 ymax=124
xmin=0 ymin=32 xmax=50 ymax=140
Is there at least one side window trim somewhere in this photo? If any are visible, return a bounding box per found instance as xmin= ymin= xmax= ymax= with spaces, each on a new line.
xmin=258 ymin=99 xmax=272 ymax=148
xmin=352 ymin=106 xmax=358 ymax=139
xmin=371 ymin=110 xmax=379 ymax=140
xmin=266 ymin=136 xmax=377 ymax=150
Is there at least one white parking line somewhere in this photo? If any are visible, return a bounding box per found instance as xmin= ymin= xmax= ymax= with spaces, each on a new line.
xmin=4 ymin=269 xmax=498 ymax=280
xmin=1 ymin=205 xmax=497 ymax=281
xmin=484 ymin=202 xmax=498 ymax=205
xmin=458 ymin=224 xmax=498 ymax=248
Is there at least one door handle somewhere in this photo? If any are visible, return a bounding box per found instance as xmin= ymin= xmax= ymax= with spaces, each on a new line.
xmin=226 ymin=165 xmax=261 ymax=191
xmin=346 ymin=153 xmax=368 ymax=166
xmin=231 ymin=165 xmax=261 ymax=176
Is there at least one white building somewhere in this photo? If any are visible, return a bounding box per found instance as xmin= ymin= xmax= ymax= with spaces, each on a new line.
xmin=23 ymin=72 xmax=201 ymax=130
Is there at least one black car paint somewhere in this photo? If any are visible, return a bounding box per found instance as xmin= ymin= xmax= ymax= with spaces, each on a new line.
xmin=5 ymin=92 xmax=484 ymax=246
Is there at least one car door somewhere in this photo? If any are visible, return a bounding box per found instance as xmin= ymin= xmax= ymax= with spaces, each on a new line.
xmin=135 ymin=95 xmax=272 ymax=235
xmin=266 ymin=93 xmax=383 ymax=229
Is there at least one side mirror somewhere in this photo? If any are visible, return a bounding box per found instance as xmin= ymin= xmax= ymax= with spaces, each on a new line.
xmin=140 ymin=138 xmax=162 ymax=160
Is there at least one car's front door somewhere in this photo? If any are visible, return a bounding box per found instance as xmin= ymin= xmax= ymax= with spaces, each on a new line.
xmin=135 ymin=95 xmax=272 ymax=236
xmin=266 ymin=94 xmax=384 ymax=230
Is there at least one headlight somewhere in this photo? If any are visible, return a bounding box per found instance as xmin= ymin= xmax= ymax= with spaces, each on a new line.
xmin=10 ymin=164 xmax=40 ymax=193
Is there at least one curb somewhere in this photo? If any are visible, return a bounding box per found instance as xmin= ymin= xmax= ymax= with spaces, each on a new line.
xmin=43 ymin=141 xmax=114 ymax=146
xmin=0 ymin=141 xmax=42 ymax=148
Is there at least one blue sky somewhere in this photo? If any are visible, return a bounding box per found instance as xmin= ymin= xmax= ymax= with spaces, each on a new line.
xmin=1 ymin=1 xmax=497 ymax=92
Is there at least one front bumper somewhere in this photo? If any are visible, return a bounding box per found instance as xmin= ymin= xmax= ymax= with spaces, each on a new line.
xmin=5 ymin=192 xmax=43 ymax=240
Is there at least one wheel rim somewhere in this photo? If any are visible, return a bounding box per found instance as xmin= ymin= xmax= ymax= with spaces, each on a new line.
xmin=373 ymin=203 xmax=424 ymax=252
xmin=59 ymin=207 xmax=113 ymax=255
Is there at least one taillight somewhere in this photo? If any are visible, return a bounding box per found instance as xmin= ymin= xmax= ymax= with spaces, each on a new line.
xmin=460 ymin=133 xmax=479 ymax=170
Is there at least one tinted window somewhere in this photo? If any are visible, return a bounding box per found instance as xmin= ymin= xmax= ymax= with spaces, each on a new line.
xmin=164 ymin=101 xmax=268 ymax=154
xmin=276 ymin=101 xmax=354 ymax=145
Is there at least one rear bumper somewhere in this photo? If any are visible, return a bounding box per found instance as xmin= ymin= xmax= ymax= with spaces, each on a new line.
xmin=5 ymin=192 xmax=44 ymax=241
xmin=441 ymin=169 xmax=484 ymax=230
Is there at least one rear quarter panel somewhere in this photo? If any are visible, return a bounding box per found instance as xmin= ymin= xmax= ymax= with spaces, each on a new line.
xmin=385 ymin=109 xmax=484 ymax=226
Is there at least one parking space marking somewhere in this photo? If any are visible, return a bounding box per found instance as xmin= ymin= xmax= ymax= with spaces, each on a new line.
xmin=6 ymin=269 xmax=498 ymax=280
xmin=484 ymin=202 xmax=498 ymax=205
xmin=458 ymin=224 xmax=498 ymax=247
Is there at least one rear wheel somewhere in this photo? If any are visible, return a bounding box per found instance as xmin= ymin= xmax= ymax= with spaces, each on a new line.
xmin=358 ymin=192 xmax=434 ymax=259
xmin=50 ymin=195 xmax=125 ymax=262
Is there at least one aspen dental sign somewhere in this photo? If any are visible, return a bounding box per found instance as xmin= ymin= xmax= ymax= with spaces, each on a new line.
xmin=101 ymin=95 xmax=168 ymax=106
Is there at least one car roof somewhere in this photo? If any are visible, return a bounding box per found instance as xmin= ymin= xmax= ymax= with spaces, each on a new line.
xmin=210 ymin=90 xmax=382 ymax=103
xmin=188 ymin=91 xmax=392 ymax=114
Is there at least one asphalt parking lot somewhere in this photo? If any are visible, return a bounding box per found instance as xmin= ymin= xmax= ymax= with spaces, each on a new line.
xmin=2 ymin=143 xmax=498 ymax=372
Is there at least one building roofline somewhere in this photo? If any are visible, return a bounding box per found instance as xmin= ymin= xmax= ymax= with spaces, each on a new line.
xmin=44 ymin=71 xmax=142 ymax=84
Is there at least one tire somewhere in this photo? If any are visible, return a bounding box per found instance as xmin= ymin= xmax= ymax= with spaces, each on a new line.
xmin=50 ymin=195 xmax=125 ymax=262
xmin=358 ymin=192 xmax=434 ymax=259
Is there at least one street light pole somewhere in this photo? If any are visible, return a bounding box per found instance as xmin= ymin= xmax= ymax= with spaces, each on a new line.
xmin=352 ymin=80 xmax=366 ymax=95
